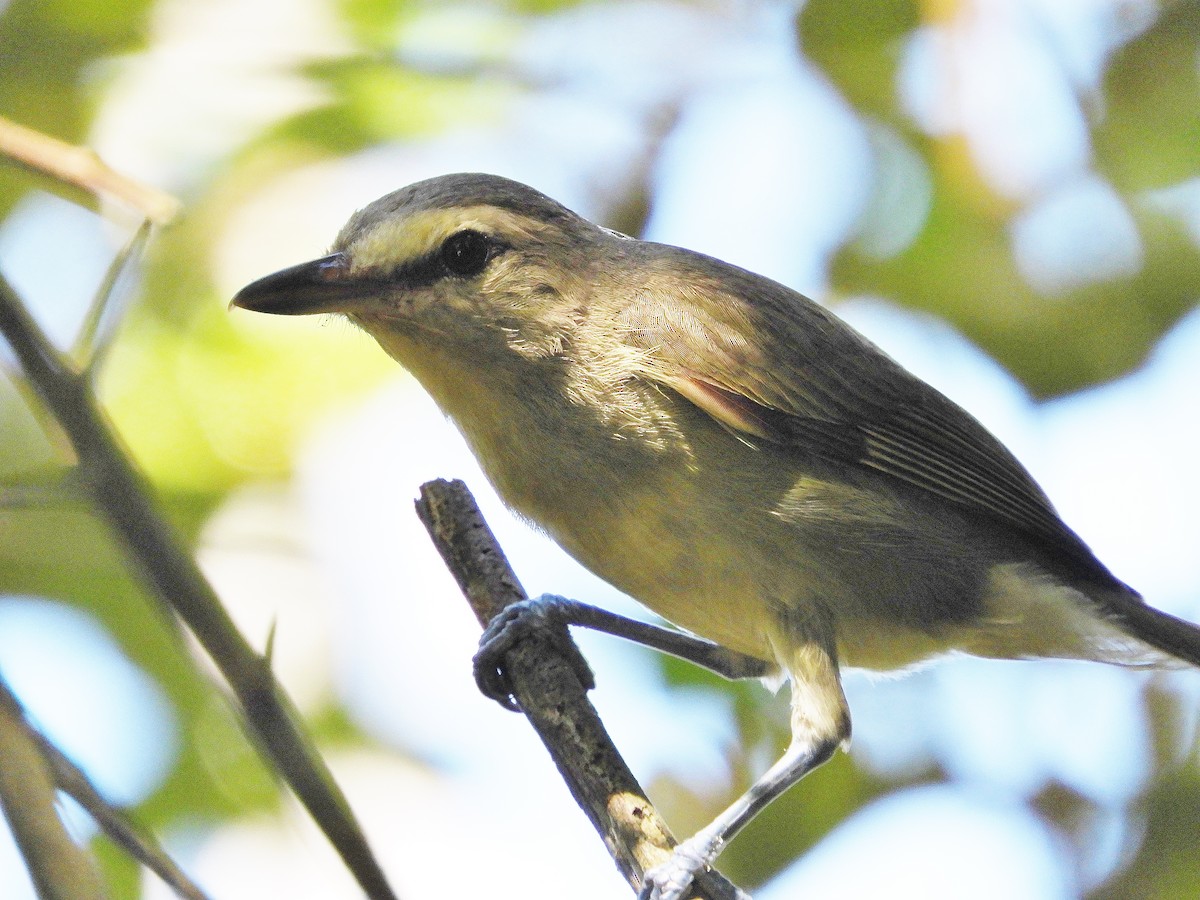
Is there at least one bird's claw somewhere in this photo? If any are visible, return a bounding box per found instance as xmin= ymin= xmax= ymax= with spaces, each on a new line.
xmin=638 ymin=830 xmax=748 ymax=900
xmin=473 ymin=595 xmax=596 ymax=711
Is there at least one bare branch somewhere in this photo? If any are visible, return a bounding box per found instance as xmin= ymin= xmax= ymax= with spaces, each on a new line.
xmin=0 ymin=115 xmax=180 ymax=225
xmin=415 ymin=478 xmax=743 ymax=900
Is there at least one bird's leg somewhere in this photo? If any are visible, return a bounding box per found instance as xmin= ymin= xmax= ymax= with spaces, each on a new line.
xmin=638 ymin=736 xmax=838 ymax=900
xmin=474 ymin=594 xmax=773 ymax=711
xmin=639 ymin=628 xmax=850 ymax=900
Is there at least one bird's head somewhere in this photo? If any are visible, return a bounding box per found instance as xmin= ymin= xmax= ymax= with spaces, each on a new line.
xmin=232 ymin=173 xmax=623 ymax=368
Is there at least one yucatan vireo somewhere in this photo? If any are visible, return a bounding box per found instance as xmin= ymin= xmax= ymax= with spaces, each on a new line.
xmin=233 ymin=173 xmax=1200 ymax=900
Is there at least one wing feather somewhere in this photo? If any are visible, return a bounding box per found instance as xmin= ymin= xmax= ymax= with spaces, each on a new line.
xmin=618 ymin=245 xmax=1116 ymax=583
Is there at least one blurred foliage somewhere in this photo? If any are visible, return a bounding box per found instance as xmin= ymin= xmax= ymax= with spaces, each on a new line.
xmin=798 ymin=0 xmax=919 ymax=120
xmin=804 ymin=0 xmax=1200 ymax=397
xmin=1 ymin=0 xmax=1199 ymax=897
xmin=286 ymin=58 xmax=512 ymax=152
xmin=1094 ymin=0 xmax=1200 ymax=192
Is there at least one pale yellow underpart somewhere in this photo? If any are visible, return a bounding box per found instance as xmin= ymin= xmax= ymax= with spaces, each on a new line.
xmin=970 ymin=563 xmax=1165 ymax=665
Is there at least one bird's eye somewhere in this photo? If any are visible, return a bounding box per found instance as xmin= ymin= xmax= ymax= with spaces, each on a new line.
xmin=440 ymin=230 xmax=491 ymax=278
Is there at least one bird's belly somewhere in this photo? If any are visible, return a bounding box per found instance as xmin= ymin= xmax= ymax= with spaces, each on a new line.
xmin=515 ymin=466 xmax=998 ymax=674
xmin=535 ymin=486 xmax=784 ymax=664
xmin=550 ymin=493 xmax=973 ymax=674
xmin=470 ymin=402 xmax=1004 ymax=675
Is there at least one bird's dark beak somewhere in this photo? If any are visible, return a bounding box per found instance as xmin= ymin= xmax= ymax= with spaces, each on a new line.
xmin=230 ymin=252 xmax=365 ymax=316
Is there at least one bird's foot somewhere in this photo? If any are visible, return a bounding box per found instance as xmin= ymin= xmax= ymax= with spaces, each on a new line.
xmin=639 ymin=829 xmax=750 ymax=900
xmin=473 ymin=594 xmax=596 ymax=711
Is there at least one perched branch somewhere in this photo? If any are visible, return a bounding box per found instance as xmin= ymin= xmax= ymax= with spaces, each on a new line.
xmin=0 ymin=680 xmax=106 ymax=900
xmin=0 ymin=272 xmax=397 ymax=900
xmin=414 ymin=478 xmax=743 ymax=899
xmin=0 ymin=115 xmax=180 ymax=224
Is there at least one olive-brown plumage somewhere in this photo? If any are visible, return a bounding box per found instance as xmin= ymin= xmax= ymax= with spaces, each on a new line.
xmin=233 ymin=173 xmax=1200 ymax=900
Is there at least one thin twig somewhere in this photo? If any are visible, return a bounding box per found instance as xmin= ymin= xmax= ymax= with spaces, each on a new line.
xmin=35 ymin=730 xmax=210 ymax=900
xmin=415 ymin=478 xmax=743 ymax=899
xmin=0 ymin=679 xmax=106 ymax=900
xmin=0 ymin=115 xmax=180 ymax=225
xmin=0 ymin=676 xmax=207 ymax=899
xmin=75 ymin=218 xmax=153 ymax=375
xmin=0 ymin=272 xmax=398 ymax=900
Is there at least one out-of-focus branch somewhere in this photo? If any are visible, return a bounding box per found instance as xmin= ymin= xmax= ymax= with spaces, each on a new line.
xmin=415 ymin=478 xmax=742 ymax=900
xmin=0 ymin=271 xmax=398 ymax=900
xmin=0 ymin=674 xmax=209 ymax=898
xmin=34 ymin=727 xmax=210 ymax=900
xmin=74 ymin=217 xmax=153 ymax=374
xmin=0 ymin=679 xmax=106 ymax=900
xmin=0 ymin=115 xmax=180 ymax=224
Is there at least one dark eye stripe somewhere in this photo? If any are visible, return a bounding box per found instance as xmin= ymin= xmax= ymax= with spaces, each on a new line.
xmin=388 ymin=233 xmax=507 ymax=288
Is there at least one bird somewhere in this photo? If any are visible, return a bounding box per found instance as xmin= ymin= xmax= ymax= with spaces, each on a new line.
xmin=232 ymin=172 xmax=1200 ymax=900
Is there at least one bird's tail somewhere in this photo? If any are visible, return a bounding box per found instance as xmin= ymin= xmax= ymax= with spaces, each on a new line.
xmin=1099 ymin=590 xmax=1200 ymax=669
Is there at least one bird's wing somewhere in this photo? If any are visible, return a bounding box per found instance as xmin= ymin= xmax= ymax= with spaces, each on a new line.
xmin=617 ymin=254 xmax=1111 ymax=582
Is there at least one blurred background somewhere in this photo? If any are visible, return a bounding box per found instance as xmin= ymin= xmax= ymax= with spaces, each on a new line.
xmin=2 ymin=0 xmax=1199 ymax=897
